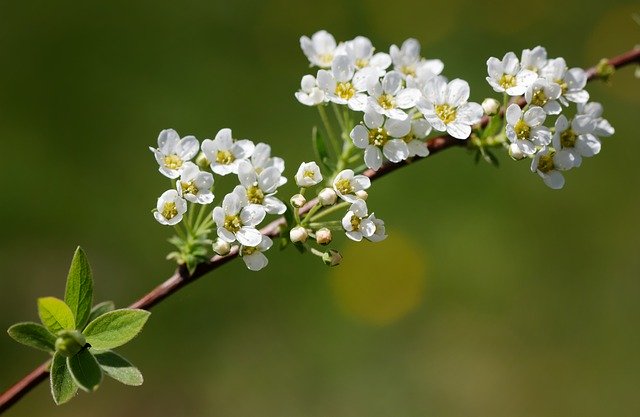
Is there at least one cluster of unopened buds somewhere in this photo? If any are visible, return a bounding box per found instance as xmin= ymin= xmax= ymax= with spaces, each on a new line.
xmin=149 ymin=30 xmax=616 ymax=272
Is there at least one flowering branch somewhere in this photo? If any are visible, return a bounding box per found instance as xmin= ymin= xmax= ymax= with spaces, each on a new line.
xmin=1 ymin=45 xmax=638 ymax=415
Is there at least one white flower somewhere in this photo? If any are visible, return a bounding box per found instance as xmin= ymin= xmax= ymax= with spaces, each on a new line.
xmin=403 ymin=116 xmax=431 ymax=157
xmin=366 ymin=213 xmax=387 ymax=242
xmin=295 ymin=75 xmax=326 ymax=106
xmin=300 ymin=30 xmax=340 ymax=68
xmin=541 ymin=58 xmax=589 ymax=105
xmin=521 ymin=46 xmax=547 ymax=74
xmin=289 ymin=226 xmax=308 ymax=243
xmin=530 ymin=147 xmax=568 ymax=190
xmin=344 ymin=36 xmax=391 ymax=76
xmin=201 ymin=128 xmax=255 ymax=176
xmin=150 ymin=129 xmax=199 ymax=179
xmin=482 ymin=98 xmax=501 ymax=116
xmin=505 ymin=104 xmax=551 ymax=156
xmin=235 ymin=161 xmax=286 ymax=215
xmin=249 ymin=143 xmax=287 ymax=186
xmin=366 ymin=71 xmax=421 ymax=120
xmin=240 ymin=235 xmax=273 ymax=272
xmin=317 ymin=55 xmax=371 ymax=111
xmin=350 ymin=111 xmax=410 ymax=170
xmin=405 ymin=60 xmax=445 ymax=90
xmin=332 ymin=169 xmax=371 ymax=203
xmin=524 ymin=78 xmax=562 ymax=115
xmin=577 ymin=102 xmax=614 ymax=137
xmin=318 ymin=187 xmax=337 ymax=206
xmin=212 ymin=191 xmax=265 ymax=246
xmin=154 ymin=189 xmax=187 ymax=226
xmin=552 ymin=115 xmax=599 ymax=169
xmin=295 ymin=161 xmax=323 ymax=187
xmin=486 ymin=52 xmax=537 ymax=96
xmin=341 ymin=200 xmax=375 ymax=242
xmin=418 ymin=77 xmax=483 ymax=140
xmin=177 ymin=162 xmax=214 ymax=204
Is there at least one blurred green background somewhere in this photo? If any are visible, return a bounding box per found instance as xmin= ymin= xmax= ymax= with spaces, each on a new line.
xmin=1 ymin=0 xmax=639 ymax=416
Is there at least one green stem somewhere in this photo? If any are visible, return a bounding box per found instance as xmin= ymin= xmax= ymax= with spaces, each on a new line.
xmin=318 ymin=105 xmax=341 ymax=157
xmin=301 ymin=203 xmax=322 ymax=226
xmin=309 ymin=201 xmax=350 ymax=223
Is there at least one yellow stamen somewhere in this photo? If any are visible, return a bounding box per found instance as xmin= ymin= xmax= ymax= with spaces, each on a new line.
xmin=499 ymin=74 xmax=517 ymax=89
xmin=246 ymin=185 xmax=265 ymax=204
xmin=162 ymin=202 xmax=178 ymax=220
xmin=223 ymin=214 xmax=242 ymax=233
xmin=335 ymin=82 xmax=355 ymax=100
xmin=435 ymin=104 xmax=457 ymax=124
xmin=335 ymin=178 xmax=354 ymax=195
xmin=514 ymin=120 xmax=531 ymax=140
xmin=216 ymin=150 xmax=235 ymax=165
xmin=164 ymin=155 xmax=183 ymax=170
xmin=368 ymin=127 xmax=389 ymax=147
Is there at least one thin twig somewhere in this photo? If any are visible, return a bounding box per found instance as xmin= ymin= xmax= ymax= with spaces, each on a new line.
xmin=1 ymin=46 xmax=639 ymax=415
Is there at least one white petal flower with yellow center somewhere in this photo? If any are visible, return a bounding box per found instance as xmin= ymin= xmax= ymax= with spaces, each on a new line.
xmin=295 ymin=161 xmax=323 ymax=187
xmin=403 ymin=116 xmax=431 ymax=157
xmin=240 ymin=235 xmax=273 ymax=271
xmin=344 ymin=36 xmax=391 ymax=76
xmin=530 ymin=147 xmax=568 ymax=190
xmin=524 ymin=78 xmax=562 ymax=115
xmin=486 ymin=52 xmax=537 ymax=96
xmin=316 ymin=55 xmax=371 ymax=111
xmin=365 ymin=213 xmax=387 ymax=242
xmin=212 ymin=191 xmax=265 ymax=246
xmin=577 ymin=102 xmax=615 ymax=137
xmin=332 ymin=169 xmax=371 ymax=203
xmin=201 ymin=128 xmax=255 ymax=176
xmin=505 ymin=104 xmax=551 ymax=156
xmin=366 ymin=71 xmax=421 ymax=120
xmin=300 ymin=30 xmax=340 ymax=68
xmin=541 ymin=58 xmax=589 ymax=105
xmin=521 ymin=46 xmax=547 ymax=74
xmin=154 ymin=189 xmax=187 ymax=226
xmin=295 ymin=75 xmax=326 ymax=106
xmin=341 ymin=200 xmax=375 ymax=242
xmin=418 ymin=77 xmax=483 ymax=140
xmin=177 ymin=162 xmax=214 ymax=204
xmin=235 ymin=160 xmax=286 ymax=215
xmin=552 ymin=115 xmax=599 ymax=169
xmin=350 ymin=111 xmax=411 ymax=170
xmin=248 ymin=142 xmax=287 ymax=186
xmin=150 ymin=129 xmax=199 ymax=179
xmin=389 ymin=38 xmax=444 ymax=87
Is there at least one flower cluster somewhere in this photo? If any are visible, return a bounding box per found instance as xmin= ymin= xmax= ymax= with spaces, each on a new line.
xmin=290 ymin=161 xmax=387 ymax=264
xmin=150 ymin=128 xmax=287 ymax=271
xmin=296 ymin=31 xmax=482 ymax=171
xmin=485 ymin=47 xmax=614 ymax=189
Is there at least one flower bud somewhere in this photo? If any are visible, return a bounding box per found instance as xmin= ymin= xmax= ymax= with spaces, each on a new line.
xmin=212 ymin=239 xmax=231 ymax=256
xmin=322 ymin=250 xmax=342 ymax=267
xmin=508 ymin=143 xmax=526 ymax=161
xmin=55 ymin=330 xmax=86 ymax=357
xmin=290 ymin=226 xmax=308 ymax=243
xmin=355 ymin=190 xmax=368 ymax=201
xmin=318 ymin=187 xmax=337 ymax=206
xmin=315 ymin=228 xmax=332 ymax=245
xmin=482 ymin=98 xmax=500 ymax=116
xmin=290 ymin=194 xmax=306 ymax=208
xmin=195 ymin=152 xmax=210 ymax=170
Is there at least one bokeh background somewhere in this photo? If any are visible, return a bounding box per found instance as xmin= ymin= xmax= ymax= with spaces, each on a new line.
xmin=1 ymin=0 xmax=639 ymax=416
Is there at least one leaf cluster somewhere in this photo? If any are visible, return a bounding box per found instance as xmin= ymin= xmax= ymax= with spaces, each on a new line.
xmin=7 ymin=247 xmax=150 ymax=405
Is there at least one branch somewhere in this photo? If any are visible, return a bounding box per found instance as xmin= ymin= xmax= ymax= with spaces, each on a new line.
xmin=1 ymin=46 xmax=638 ymax=415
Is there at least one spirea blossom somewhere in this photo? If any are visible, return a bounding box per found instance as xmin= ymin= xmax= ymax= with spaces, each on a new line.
xmin=150 ymin=129 xmax=199 ymax=179
xmin=201 ymin=128 xmax=255 ymax=176
xmin=418 ymin=77 xmax=482 ymax=139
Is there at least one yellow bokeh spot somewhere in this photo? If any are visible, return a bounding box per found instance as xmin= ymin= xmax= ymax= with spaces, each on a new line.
xmin=329 ymin=231 xmax=427 ymax=325
xmin=585 ymin=4 xmax=640 ymax=103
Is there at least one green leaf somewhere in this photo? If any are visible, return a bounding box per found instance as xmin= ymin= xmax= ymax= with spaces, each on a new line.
xmin=64 ymin=247 xmax=94 ymax=330
xmin=38 ymin=297 xmax=75 ymax=333
xmin=94 ymin=350 xmax=143 ymax=386
xmin=67 ymin=349 xmax=102 ymax=392
xmin=50 ymin=351 xmax=78 ymax=405
xmin=87 ymin=301 xmax=115 ymax=325
xmin=312 ymin=127 xmax=334 ymax=175
xmin=283 ymin=202 xmax=295 ymax=229
xmin=481 ymin=114 xmax=503 ymax=140
xmin=83 ymin=309 xmax=150 ymax=350
xmin=7 ymin=322 xmax=57 ymax=352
